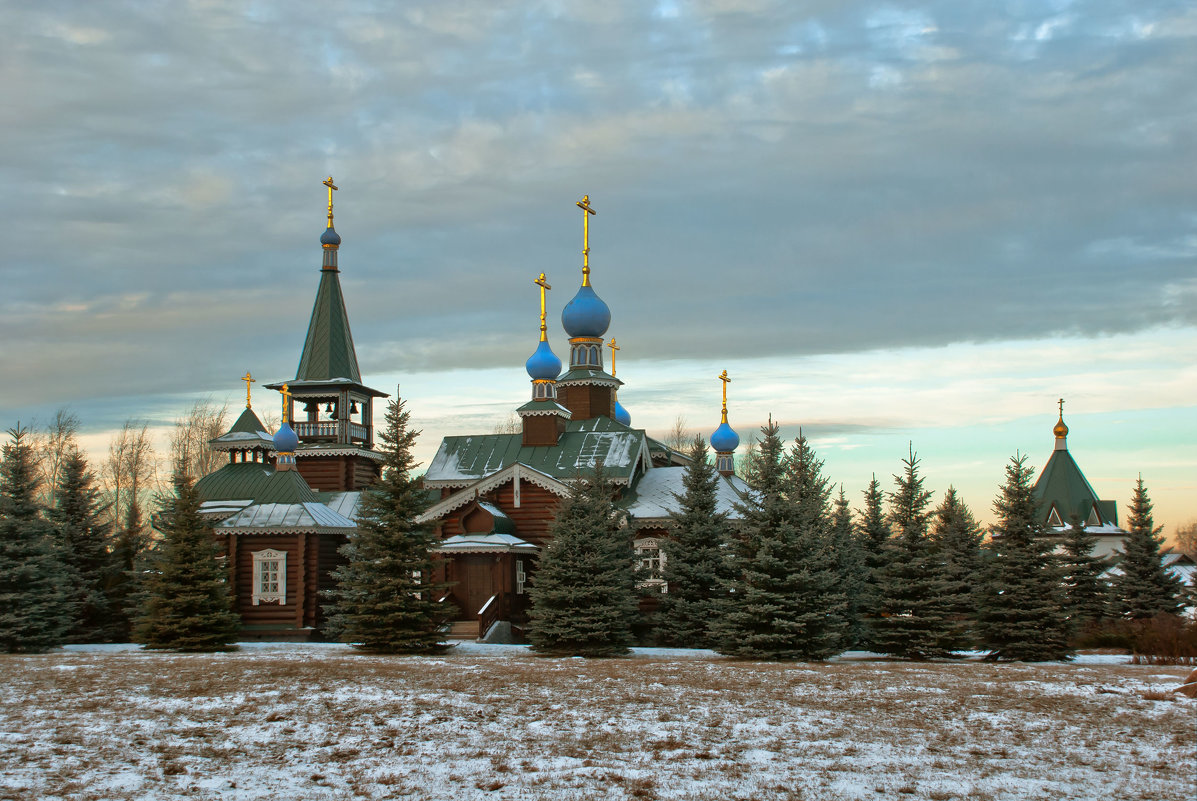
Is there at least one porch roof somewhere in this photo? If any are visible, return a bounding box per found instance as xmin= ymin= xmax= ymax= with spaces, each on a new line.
xmin=435 ymin=533 xmax=540 ymax=554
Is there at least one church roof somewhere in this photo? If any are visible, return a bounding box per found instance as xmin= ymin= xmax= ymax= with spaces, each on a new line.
xmin=208 ymin=408 xmax=275 ymax=451
xmin=620 ymin=466 xmax=746 ymax=522
xmin=215 ymin=501 xmax=357 ymax=533
xmin=295 ymin=267 xmax=361 ymax=383
xmin=195 ymin=462 xmax=276 ymax=502
xmin=424 ymin=416 xmax=648 ymax=487
xmin=1032 ymin=447 xmax=1119 ymax=527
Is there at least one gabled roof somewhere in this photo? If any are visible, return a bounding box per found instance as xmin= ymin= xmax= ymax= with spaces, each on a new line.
xmin=417 ymin=462 xmax=572 ymax=523
xmin=620 ymin=466 xmax=746 ymax=522
xmin=296 ymin=267 xmax=361 ymax=383
xmin=1032 ymin=448 xmax=1118 ymax=527
xmin=424 ymin=416 xmax=650 ymax=487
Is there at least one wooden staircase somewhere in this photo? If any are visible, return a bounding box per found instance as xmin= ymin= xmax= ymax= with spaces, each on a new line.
xmin=446 ymin=620 xmax=478 ymax=641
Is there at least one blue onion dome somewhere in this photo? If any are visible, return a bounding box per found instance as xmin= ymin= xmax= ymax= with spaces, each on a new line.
xmin=320 ymin=226 xmax=341 ymax=246
xmin=614 ymin=399 xmax=631 ymax=426
xmin=710 ymin=421 xmax=740 ymax=453
xmin=561 ymin=284 xmax=611 ymax=338
xmin=525 ymin=339 xmax=562 ymax=380
xmin=273 ymin=421 xmax=299 ymax=453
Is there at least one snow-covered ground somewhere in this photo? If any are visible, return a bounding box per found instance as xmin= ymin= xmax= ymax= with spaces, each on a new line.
xmin=1 ymin=644 xmax=1192 ymax=800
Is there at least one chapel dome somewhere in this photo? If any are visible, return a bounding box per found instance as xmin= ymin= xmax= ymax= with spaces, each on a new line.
xmin=561 ymin=284 xmax=611 ymax=338
xmin=525 ymin=339 xmax=563 ymax=381
xmin=710 ymin=421 xmax=740 ymax=453
xmin=614 ymin=399 xmax=631 ymax=426
xmin=320 ymin=226 xmax=341 ymax=247
xmin=273 ymin=421 xmax=299 ymax=453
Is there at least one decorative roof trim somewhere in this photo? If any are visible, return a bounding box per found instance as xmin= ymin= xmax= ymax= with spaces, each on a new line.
xmin=295 ymin=445 xmax=385 ymax=462
xmin=418 ymin=463 xmax=573 ymax=522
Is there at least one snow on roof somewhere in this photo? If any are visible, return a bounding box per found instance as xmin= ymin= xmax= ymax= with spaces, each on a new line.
xmin=216 ymin=501 xmax=357 ymax=532
xmin=435 ymin=533 xmax=539 ymax=554
xmin=623 ymin=467 xmax=744 ymax=521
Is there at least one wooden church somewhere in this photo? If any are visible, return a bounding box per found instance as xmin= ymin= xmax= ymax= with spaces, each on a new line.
xmin=191 ymin=183 xmax=745 ymax=641
xmin=418 ymin=196 xmax=747 ymax=641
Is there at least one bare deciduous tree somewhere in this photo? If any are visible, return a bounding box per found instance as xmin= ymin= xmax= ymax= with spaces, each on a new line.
xmin=1175 ymin=520 xmax=1197 ymax=557
xmin=664 ymin=415 xmax=690 ymax=452
xmin=169 ymin=399 xmax=229 ymax=480
xmin=31 ymin=408 xmax=80 ymax=508
xmin=493 ymin=413 xmax=520 ymax=435
xmin=104 ymin=420 xmax=156 ymax=534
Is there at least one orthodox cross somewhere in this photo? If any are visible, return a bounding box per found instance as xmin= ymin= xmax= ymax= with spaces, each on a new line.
xmin=576 ymin=194 xmax=596 ymax=286
xmin=534 ymin=273 xmax=551 ymax=341
xmin=242 ymin=371 xmax=255 ymax=408
xmin=1058 ymin=397 xmax=1065 ymax=417
xmin=719 ymin=369 xmax=731 ymax=422
xmin=280 ymin=383 xmax=292 ymax=425
xmin=323 ymin=176 xmax=338 ymax=227
xmin=607 ymin=338 xmax=620 ymax=377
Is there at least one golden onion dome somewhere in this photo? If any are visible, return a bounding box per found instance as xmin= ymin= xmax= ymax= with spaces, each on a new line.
xmin=1053 ymin=415 xmax=1069 ymax=439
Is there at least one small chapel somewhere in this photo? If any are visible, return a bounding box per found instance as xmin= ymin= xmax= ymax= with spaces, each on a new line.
xmin=191 ymin=181 xmax=745 ymax=641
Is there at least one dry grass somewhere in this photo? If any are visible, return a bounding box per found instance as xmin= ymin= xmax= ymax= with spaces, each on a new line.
xmin=0 ymin=647 xmax=1193 ymax=801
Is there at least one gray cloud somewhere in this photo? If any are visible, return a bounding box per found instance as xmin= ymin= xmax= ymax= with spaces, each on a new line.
xmin=2 ymin=1 xmax=1195 ymax=422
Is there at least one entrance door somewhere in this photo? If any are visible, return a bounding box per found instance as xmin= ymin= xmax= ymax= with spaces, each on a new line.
xmin=456 ymin=555 xmax=497 ymax=617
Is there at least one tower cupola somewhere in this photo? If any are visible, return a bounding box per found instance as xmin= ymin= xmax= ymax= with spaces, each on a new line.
xmin=1053 ymin=397 xmax=1069 ymax=451
xmin=710 ymin=370 xmax=740 ymax=476
xmin=273 ymin=383 xmax=299 ymax=470
xmin=555 ymin=195 xmax=622 ymax=421
xmin=519 ymin=273 xmax=571 ymax=447
xmin=609 ymin=338 xmax=631 ymax=426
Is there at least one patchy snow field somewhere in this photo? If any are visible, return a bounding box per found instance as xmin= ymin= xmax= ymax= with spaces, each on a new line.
xmin=1 ymin=644 xmax=1192 ymax=801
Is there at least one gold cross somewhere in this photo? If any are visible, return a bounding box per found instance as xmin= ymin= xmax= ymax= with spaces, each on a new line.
xmin=280 ymin=383 xmax=292 ymax=425
xmin=719 ymin=370 xmax=731 ymax=422
xmin=534 ymin=273 xmax=551 ymax=341
xmin=242 ymin=371 xmax=255 ymax=408
xmin=323 ymin=176 xmax=338 ymax=227
xmin=607 ymin=338 xmax=620 ymax=377
xmin=1058 ymin=397 xmax=1065 ymax=417
xmin=576 ymin=194 xmax=596 ymax=286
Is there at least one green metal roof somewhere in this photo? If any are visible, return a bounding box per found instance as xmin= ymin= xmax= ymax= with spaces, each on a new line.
xmin=557 ymin=368 xmax=621 ymax=384
xmin=424 ymin=415 xmax=646 ymax=485
xmin=195 ymin=462 xmax=277 ymax=502
xmin=228 ymin=407 xmax=268 ymax=435
xmin=253 ymin=469 xmax=319 ymax=505
xmin=295 ymin=268 xmax=361 ymax=383
xmin=1032 ymin=447 xmax=1118 ymax=526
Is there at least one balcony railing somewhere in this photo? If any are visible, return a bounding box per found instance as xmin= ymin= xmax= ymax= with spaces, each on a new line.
xmin=293 ymin=420 xmax=370 ymax=445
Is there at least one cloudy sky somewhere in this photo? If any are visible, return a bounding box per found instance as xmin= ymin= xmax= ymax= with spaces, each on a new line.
xmin=2 ymin=1 xmax=1194 ymax=532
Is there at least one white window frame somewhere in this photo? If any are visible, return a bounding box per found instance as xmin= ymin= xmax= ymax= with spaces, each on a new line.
xmin=516 ymin=558 xmax=526 ymax=594
xmin=251 ymin=548 xmax=286 ymax=606
xmin=634 ymin=537 xmax=667 ymax=594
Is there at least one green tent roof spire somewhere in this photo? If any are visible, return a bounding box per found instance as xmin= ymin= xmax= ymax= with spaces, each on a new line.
xmin=296 ymin=178 xmax=361 ymax=383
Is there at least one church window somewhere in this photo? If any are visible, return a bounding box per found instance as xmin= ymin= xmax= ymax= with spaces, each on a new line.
xmin=1047 ymin=507 xmax=1063 ymax=527
xmin=251 ymin=549 xmax=286 ymax=605
xmin=634 ymin=538 xmax=667 ymax=594
xmin=516 ymin=558 xmax=526 ymax=594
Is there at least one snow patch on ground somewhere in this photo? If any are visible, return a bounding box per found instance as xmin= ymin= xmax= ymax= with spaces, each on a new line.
xmin=6 ymin=645 xmax=1193 ymax=800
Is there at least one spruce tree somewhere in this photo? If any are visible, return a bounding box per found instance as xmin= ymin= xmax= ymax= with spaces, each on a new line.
xmin=51 ymin=450 xmax=114 ymax=643
xmin=930 ymin=487 xmax=984 ymax=651
xmin=831 ymin=486 xmax=868 ymax=650
xmin=976 ymin=455 xmax=1072 ymax=661
xmin=0 ymin=426 xmax=71 ymax=653
xmin=711 ymin=421 xmax=846 ymax=660
xmin=1113 ymin=477 xmax=1184 ymax=619
xmin=528 ymin=461 xmax=638 ymax=657
xmin=1059 ymin=516 xmax=1111 ymax=632
xmin=324 ymin=397 xmax=449 ymax=653
xmin=856 ymin=475 xmax=889 ymax=647
xmin=135 ymin=472 xmax=239 ymax=651
xmin=872 ymin=447 xmax=956 ymax=659
xmin=656 ymin=436 xmax=733 ymax=648
xmin=106 ymin=500 xmax=148 ymax=642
